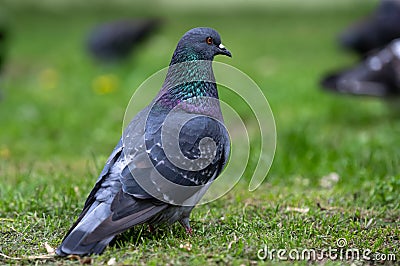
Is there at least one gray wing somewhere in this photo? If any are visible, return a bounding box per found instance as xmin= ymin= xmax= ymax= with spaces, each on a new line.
xmin=121 ymin=113 xmax=230 ymax=206
xmin=57 ymin=107 xmax=168 ymax=256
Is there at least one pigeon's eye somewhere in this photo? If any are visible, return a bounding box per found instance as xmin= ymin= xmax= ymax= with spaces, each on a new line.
xmin=205 ymin=37 xmax=213 ymax=45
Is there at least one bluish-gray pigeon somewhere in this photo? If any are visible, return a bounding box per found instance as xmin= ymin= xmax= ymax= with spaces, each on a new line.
xmin=87 ymin=19 xmax=161 ymax=62
xmin=339 ymin=0 xmax=400 ymax=56
xmin=321 ymin=38 xmax=400 ymax=97
xmin=0 ymin=25 xmax=6 ymax=73
xmin=56 ymin=27 xmax=231 ymax=256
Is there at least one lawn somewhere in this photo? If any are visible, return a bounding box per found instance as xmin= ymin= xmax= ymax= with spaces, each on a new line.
xmin=0 ymin=0 xmax=399 ymax=265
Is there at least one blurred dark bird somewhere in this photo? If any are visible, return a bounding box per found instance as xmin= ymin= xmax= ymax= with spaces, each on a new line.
xmin=0 ymin=25 xmax=6 ymax=73
xmin=0 ymin=19 xmax=8 ymax=100
xmin=57 ymin=27 xmax=231 ymax=256
xmin=321 ymin=39 xmax=400 ymax=97
xmin=339 ymin=0 xmax=400 ymax=56
xmin=87 ymin=19 xmax=161 ymax=62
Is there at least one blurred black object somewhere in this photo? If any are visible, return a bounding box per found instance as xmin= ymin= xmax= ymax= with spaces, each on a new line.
xmin=0 ymin=22 xmax=7 ymax=73
xmin=322 ymin=39 xmax=400 ymax=97
xmin=87 ymin=19 xmax=161 ymax=62
xmin=0 ymin=18 xmax=7 ymax=101
xmin=340 ymin=0 xmax=400 ymax=56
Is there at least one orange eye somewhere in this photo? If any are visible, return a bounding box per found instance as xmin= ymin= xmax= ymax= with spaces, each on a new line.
xmin=206 ymin=36 xmax=213 ymax=45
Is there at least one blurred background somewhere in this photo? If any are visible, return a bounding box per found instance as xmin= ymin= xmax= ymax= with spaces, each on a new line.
xmin=0 ymin=0 xmax=399 ymax=197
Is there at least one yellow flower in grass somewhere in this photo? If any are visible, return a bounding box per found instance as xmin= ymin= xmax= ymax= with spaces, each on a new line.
xmin=39 ymin=68 xmax=59 ymax=90
xmin=0 ymin=146 xmax=10 ymax=159
xmin=92 ymin=74 xmax=119 ymax=95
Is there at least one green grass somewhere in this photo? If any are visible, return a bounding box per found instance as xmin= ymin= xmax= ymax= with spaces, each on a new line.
xmin=1 ymin=1 xmax=399 ymax=265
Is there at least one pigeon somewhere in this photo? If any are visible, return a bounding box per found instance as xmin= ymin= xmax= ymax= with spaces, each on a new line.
xmin=56 ymin=27 xmax=232 ymax=256
xmin=339 ymin=0 xmax=400 ymax=56
xmin=0 ymin=24 xmax=6 ymax=73
xmin=321 ymin=38 xmax=400 ymax=97
xmin=0 ymin=20 xmax=7 ymax=100
xmin=87 ymin=19 xmax=161 ymax=62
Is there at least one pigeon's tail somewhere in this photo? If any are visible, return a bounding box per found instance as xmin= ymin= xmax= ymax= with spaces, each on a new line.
xmin=56 ymin=201 xmax=115 ymax=256
xmin=56 ymin=233 xmax=114 ymax=257
xmin=56 ymin=191 xmax=168 ymax=256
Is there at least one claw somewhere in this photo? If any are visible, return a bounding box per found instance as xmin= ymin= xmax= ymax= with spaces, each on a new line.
xmin=179 ymin=217 xmax=193 ymax=235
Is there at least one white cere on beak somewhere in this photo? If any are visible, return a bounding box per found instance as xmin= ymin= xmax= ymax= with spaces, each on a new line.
xmin=219 ymin=43 xmax=225 ymax=49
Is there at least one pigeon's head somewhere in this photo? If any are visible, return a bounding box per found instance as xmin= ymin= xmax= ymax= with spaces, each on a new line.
xmin=171 ymin=27 xmax=231 ymax=64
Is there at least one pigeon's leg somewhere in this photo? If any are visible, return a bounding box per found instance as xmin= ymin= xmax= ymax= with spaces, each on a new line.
xmin=179 ymin=217 xmax=193 ymax=235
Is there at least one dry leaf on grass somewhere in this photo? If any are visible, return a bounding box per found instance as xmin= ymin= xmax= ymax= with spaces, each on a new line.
xmin=286 ymin=206 xmax=310 ymax=213
xmin=44 ymin=242 xmax=55 ymax=255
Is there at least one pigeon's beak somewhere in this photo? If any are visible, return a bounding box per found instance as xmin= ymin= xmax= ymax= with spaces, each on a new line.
xmin=217 ymin=43 xmax=232 ymax=57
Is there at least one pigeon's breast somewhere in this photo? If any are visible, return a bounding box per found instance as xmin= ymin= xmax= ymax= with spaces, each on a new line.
xmin=144 ymin=112 xmax=228 ymax=187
